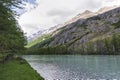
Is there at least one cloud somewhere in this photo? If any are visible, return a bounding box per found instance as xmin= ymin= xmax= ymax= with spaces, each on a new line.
xmin=18 ymin=0 xmax=120 ymax=36
xmin=47 ymin=9 xmax=74 ymax=17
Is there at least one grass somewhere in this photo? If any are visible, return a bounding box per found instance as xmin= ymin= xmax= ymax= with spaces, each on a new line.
xmin=31 ymin=37 xmax=54 ymax=48
xmin=0 ymin=57 xmax=44 ymax=80
xmin=25 ymin=34 xmax=51 ymax=48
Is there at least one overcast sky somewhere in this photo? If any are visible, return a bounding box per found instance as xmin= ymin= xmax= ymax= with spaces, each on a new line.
xmin=18 ymin=0 xmax=120 ymax=36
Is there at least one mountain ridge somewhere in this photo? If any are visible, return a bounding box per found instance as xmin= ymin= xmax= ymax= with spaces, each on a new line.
xmin=27 ymin=6 xmax=120 ymax=55
xmin=28 ymin=6 xmax=118 ymax=42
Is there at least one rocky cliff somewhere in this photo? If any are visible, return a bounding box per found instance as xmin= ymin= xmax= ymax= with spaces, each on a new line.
xmin=28 ymin=6 xmax=120 ymax=55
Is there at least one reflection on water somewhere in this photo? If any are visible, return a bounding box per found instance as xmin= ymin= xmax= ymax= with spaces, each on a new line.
xmin=23 ymin=55 xmax=120 ymax=80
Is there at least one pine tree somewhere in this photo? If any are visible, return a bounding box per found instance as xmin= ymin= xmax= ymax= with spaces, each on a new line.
xmin=0 ymin=0 xmax=27 ymax=53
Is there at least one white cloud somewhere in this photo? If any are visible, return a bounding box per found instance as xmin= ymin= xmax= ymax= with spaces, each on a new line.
xmin=18 ymin=0 xmax=120 ymax=36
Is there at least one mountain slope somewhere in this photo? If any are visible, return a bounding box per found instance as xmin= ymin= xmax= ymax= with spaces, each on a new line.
xmin=27 ymin=6 xmax=120 ymax=55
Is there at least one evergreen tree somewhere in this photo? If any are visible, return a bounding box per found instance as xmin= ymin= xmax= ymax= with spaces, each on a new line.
xmin=0 ymin=0 xmax=27 ymax=53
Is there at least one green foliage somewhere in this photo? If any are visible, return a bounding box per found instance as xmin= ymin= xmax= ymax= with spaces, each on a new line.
xmin=74 ymin=33 xmax=120 ymax=55
xmin=33 ymin=37 xmax=54 ymax=48
xmin=0 ymin=59 xmax=44 ymax=80
xmin=0 ymin=0 xmax=27 ymax=54
xmin=57 ymin=27 xmax=68 ymax=35
xmin=112 ymin=20 xmax=120 ymax=29
xmin=27 ymin=32 xmax=120 ymax=55
xmin=104 ymin=37 xmax=113 ymax=54
xmin=111 ymin=33 xmax=120 ymax=52
xmin=67 ymin=31 xmax=90 ymax=46
xmin=76 ymin=23 xmax=87 ymax=29
xmin=26 ymin=45 xmax=68 ymax=55
xmin=28 ymin=35 xmax=54 ymax=48
xmin=0 ymin=53 xmax=8 ymax=62
xmin=26 ymin=34 xmax=51 ymax=48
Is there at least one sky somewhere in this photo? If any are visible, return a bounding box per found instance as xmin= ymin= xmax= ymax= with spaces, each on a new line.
xmin=18 ymin=0 xmax=120 ymax=36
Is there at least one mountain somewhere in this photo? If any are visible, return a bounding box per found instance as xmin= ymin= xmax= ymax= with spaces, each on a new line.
xmin=27 ymin=29 xmax=47 ymax=42
xmin=97 ymin=5 xmax=118 ymax=14
xmin=27 ymin=6 xmax=120 ymax=55
xmin=28 ymin=6 xmax=118 ymax=42
xmin=26 ymin=24 xmax=67 ymax=48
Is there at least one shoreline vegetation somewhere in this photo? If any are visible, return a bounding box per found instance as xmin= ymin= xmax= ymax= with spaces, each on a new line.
xmin=0 ymin=53 xmax=44 ymax=80
xmin=0 ymin=0 xmax=44 ymax=80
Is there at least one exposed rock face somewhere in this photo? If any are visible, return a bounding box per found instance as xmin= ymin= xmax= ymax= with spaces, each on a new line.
xmin=97 ymin=6 xmax=118 ymax=14
xmin=33 ymin=6 xmax=120 ymax=54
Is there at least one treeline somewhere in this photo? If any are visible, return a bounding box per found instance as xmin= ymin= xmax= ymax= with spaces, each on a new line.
xmin=27 ymin=33 xmax=120 ymax=55
xmin=69 ymin=33 xmax=120 ymax=55
xmin=0 ymin=0 xmax=26 ymax=54
xmin=26 ymin=45 xmax=68 ymax=55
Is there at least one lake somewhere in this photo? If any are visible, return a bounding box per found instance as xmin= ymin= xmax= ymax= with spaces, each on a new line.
xmin=23 ymin=55 xmax=120 ymax=80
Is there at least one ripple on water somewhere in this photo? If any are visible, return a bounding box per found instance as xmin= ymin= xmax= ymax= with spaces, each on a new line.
xmin=23 ymin=55 xmax=120 ymax=80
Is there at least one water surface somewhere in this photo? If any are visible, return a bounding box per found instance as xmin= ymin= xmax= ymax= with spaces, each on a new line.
xmin=23 ymin=55 xmax=120 ymax=80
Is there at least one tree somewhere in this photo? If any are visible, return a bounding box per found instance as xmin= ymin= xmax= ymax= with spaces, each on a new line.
xmin=0 ymin=0 xmax=27 ymax=53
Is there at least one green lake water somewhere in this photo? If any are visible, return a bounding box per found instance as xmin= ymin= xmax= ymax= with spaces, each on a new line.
xmin=23 ymin=55 xmax=120 ymax=80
